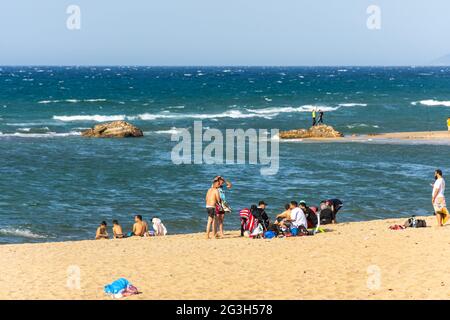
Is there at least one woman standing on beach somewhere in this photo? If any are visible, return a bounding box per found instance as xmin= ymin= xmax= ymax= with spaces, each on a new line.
xmin=216 ymin=176 xmax=232 ymax=238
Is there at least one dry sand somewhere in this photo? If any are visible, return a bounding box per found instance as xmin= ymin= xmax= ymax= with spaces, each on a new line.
xmin=1 ymin=215 xmax=450 ymax=300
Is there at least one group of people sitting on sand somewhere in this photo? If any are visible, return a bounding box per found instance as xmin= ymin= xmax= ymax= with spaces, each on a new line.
xmin=238 ymin=198 xmax=343 ymax=239
xmin=95 ymin=215 xmax=167 ymax=240
xmin=205 ymin=174 xmax=343 ymax=239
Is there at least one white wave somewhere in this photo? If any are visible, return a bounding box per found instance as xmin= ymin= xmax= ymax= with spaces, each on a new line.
xmin=134 ymin=110 xmax=274 ymax=121
xmin=338 ymin=103 xmax=367 ymax=107
xmin=412 ymin=100 xmax=450 ymax=107
xmin=38 ymin=99 xmax=107 ymax=104
xmin=0 ymin=228 xmax=47 ymax=239
xmin=346 ymin=124 xmax=379 ymax=129
xmin=53 ymin=115 xmax=126 ymax=122
xmin=0 ymin=131 xmax=81 ymax=138
xmin=246 ymin=105 xmax=338 ymax=115
xmin=154 ymin=127 xmax=183 ymax=135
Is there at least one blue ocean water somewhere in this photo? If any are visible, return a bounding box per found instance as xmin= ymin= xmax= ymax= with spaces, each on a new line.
xmin=1 ymin=66 xmax=450 ymax=244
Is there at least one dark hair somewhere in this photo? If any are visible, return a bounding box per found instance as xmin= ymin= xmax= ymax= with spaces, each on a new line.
xmin=290 ymin=201 xmax=298 ymax=207
xmin=250 ymin=204 xmax=257 ymax=211
xmin=436 ymin=169 xmax=443 ymax=177
xmin=284 ymin=203 xmax=290 ymax=210
xmin=112 ymin=220 xmax=119 ymax=225
xmin=258 ymin=200 xmax=266 ymax=206
xmin=101 ymin=221 xmax=107 ymax=226
xmin=135 ymin=215 xmax=143 ymax=221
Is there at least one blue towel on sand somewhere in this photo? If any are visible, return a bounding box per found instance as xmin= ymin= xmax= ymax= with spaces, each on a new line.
xmin=104 ymin=278 xmax=129 ymax=294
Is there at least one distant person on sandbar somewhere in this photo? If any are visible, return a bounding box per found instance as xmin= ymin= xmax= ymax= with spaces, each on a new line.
xmin=312 ymin=108 xmax=317 ymax=126
xmin=112 ymin=220 xmax=125 ymax=238
xmin=132 ymin=215 xmax=148 ymax=237
xmin=432 ymin=169 xmax=448 ymax=227
xmin=95 ymin=221 xmax=109 ymax=240
xmin=205 ymin=178 xmax=221 ymax=239
xmin=215 ymin=176 xmax=232 ymax=237
xmin=318 ymin=110 xmax=324 ymax=124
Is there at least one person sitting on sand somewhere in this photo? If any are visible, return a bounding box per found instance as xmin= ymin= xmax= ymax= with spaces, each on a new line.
xmin=251 ymin=201 xmax=271 ymax=231
xmin=319 ymin=199 xmax=343 ymax=224
xmin=112 ymin=220 xmax=125 ymax=239
xmin=289 ymin=201 xmax=308 ymax=234
xmin=299 ymin=200 xmax=318 ymax=228
xmin=205 ymin=178 xmax=221 ymax=239
xmin=95 ymin=221 xmax=109 ymax=240
xmin=275 ymin=204 xmax=291 ymax=224
xmin=132 ymin=215 xmax=148 ymax=237
xmin=432 ymin=169 xmax=448 ymax=227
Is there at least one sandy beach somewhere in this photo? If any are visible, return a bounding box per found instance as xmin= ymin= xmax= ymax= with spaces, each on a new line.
xmin=280 ymin=130 xmax=450 ymax=143
xmin=1 ymin=215 xmax=450 ymax=300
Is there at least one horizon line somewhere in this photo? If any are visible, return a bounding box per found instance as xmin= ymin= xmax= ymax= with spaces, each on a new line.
xmin=1 ymin=64 xmax=449 ymax=68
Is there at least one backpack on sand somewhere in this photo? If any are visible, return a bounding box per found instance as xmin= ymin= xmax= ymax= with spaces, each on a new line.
xmin=404 ymin=216 xmax=427 ymax=228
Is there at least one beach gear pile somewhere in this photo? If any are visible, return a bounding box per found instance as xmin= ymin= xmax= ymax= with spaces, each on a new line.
xmin=104 ymin=278 xmax=139 ymax=298
xmin=389 ymin=216 xmax=427 ymax=230
xmin=240 ymin=207 xmax=315 ymax=239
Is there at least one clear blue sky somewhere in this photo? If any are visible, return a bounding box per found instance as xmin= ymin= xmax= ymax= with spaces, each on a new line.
xmin=0 ymin=0 xmax=449 ymax=66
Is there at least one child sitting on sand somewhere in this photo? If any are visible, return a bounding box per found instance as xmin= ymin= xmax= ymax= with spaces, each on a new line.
xmin=95 ymin=221 xmax=109 ymax=240
xmin=112 ymin=220 xmax=125 ymax=239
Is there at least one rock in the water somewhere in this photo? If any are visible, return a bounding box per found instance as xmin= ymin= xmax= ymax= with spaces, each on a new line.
xmin=81 ymin=121 xmax=144 ymax=138
xmin=279 ymin=125 xmax=343 ymax=139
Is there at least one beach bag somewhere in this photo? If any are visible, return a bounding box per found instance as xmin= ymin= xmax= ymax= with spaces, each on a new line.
xmin=222 ymin=201 xmax=232 ymax=213
xmin=104 ymin=278 xmax=129 ymax=295
xmin=264 ymin=231 xmax=276 ymax=239
xmin=297 ymin=225 xmax=311 ymax=236
xmin=404 ymin=217 xmax=427 ymax=228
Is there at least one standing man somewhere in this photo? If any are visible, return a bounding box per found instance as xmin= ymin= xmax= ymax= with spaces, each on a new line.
xmin=318 ymin=110 xmax=324 ymax=124
xmin=432 ymin=169 xmax=448 ymax=227
xmin=215 ymin=176 xmax=232 ymax=238
xmin=205 ymin=178 xmax=221 ymax=239
xmin=312 ymin=108 xmax=317 ymax=127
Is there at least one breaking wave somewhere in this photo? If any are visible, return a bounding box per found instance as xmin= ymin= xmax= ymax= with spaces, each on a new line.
xmin=0 ymin=228 xmax=47 ymax=239
xmin=411 ymin=100 xmax=450 ymax=107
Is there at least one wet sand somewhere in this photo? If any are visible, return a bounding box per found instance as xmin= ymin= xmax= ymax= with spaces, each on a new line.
xmin=280 ymin=130 xmax=450 ymax=144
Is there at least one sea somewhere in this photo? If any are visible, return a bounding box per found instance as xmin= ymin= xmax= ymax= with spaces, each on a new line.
xmin=1 ymin=66 xmax=450 ymax=244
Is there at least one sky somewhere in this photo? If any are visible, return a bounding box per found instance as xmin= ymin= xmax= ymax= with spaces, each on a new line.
xmin=0 ymin=0 xmax=449 ymax=66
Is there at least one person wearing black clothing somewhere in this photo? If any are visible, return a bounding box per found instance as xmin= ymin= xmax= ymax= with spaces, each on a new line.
xmin=319 ymin=199 xmax=343 ymax=224
xmin=299 ymin=201 xmax=318 ymax=228
xmin=251 ymin=200 xmax=271 ymax=230
xmin=318 ymin=110 xmax=324 ymax=124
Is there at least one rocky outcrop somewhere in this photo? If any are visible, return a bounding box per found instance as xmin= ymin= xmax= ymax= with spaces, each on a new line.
xmin=279 ymin=125 xmax=343 ymax=139
xmin=81 ymin=121 xmax=144 ymax=138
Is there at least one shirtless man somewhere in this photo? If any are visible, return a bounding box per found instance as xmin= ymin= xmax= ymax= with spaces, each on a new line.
xmin=205 ymin=178 xmax=221 ymax=239
xmin=112 ymin=220 xmax=124 ymax=238
xmin=133 ymin=215 xmax=148 ymax=237
xmin=95 ymin=221 xmax=109 ymax=240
